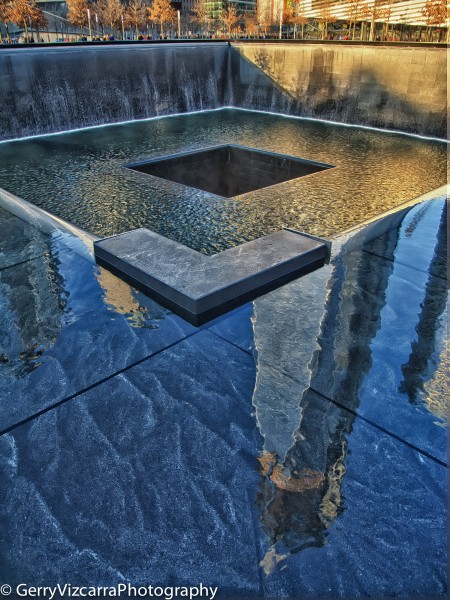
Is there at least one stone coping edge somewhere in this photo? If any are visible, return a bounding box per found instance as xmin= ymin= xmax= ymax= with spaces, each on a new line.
xmin=94 ymin=228 xmax=330 ymax=326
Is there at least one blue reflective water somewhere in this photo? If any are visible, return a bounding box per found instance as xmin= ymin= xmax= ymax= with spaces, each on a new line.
xmin=0 ymin=195 xmax=447 ymax=595
xmin=0 ymin=102 xmax=447 ymax=595
xmin=250 ymin=197 xmax=447 ymax=578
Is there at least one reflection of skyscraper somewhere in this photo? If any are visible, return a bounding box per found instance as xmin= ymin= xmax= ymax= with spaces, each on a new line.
xmin=398 ymin=204 xmax=447 ymax=413
xmin=0 ymin=247 xmax=65 ymax=378
xmin=253 ymin=220 xmax=400 ymax=573
xmin=253 ymin=198 xmax=447 ymax=574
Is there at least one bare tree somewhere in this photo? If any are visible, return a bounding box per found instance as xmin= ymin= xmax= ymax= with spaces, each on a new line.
xmin=367 ymin=0 xmax=385 ymax=40
xmin=255 ymin=1 xmax=265 ymax=26
xmin=96 ymin=0 xmax=123 ymax=35
xmin=32 ymin=3 xmax=47 ymax=38
xmin=381 ymin=1 xmax=392 ymax=39
xmin=283 ymin=3 xmax=295 ymax=37
xmin=347 ymin=0 xmax=370 ymax=40
xmin=284 ymin=2 xmax=307 ymax=39
xmin=191 ymin=0 xmax=209 ymax=36
xmin=318 ymin=0 xmax=337 ymax=39
xmin=291 ymin=0 xmax=308 ymax=39
xmin=359 ymin=3 xmax=372 ymax=39
xmin=124 ymin=0 xmax=148 ymax=37
xmin=243 ymin=11 xmax=258 ymax=37
xmin=257 ymin=0 xmax=272 ymax=36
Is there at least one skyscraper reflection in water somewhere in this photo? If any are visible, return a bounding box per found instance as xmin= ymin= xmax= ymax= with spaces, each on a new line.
xmin=252 ymin=199 xmax=447 ymax=573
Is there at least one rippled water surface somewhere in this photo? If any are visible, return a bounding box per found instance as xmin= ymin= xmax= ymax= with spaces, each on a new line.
xmin=0 ymin=109 xmax=446 ymax=253
xmin=0 ymin=130 xmax=447 ymax=593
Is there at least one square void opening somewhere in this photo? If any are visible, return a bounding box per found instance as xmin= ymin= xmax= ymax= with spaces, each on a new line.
xmin=126 ymin=144 xmax=333 ymax=198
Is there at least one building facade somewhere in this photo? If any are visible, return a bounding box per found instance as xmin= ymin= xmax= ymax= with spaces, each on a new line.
xmin=257 ymin=0 xmax=448 ymax=27
xmin=202 ymin=0 xmax=258 ymax=19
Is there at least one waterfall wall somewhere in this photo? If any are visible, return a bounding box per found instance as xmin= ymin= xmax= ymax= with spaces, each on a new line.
xmin=0 ymin=42 xmax=446 ymax=140
xmin=0 ymin=43 xmax=230 ymax=140
xmin=232 ymin=43 xmax=446 ymax=137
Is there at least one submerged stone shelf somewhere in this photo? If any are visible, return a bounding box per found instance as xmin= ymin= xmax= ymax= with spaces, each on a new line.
xmin=94 ymin=228 xmax=330 ymax=325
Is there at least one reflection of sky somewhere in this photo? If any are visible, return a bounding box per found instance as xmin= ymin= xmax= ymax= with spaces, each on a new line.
xmin=0 ymin=229 xmax=171 ymax=381
xmin=0 ymin=216 xmax=195 ymax=432
xmin=362 ymin=199 xmax=447 ymax=423
xmin=251 ymin=198 xmax=447 ymax=574
xmin=0 ymin=236 xmax=63 ymax=378
xmin=394 ymin=200 xmax=444 ymax=272
xmin=0 ymin=197 xmax=447 ymax=593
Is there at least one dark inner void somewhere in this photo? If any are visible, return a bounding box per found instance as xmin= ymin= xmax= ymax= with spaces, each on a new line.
xmin=126 ymin=144 xmax=333 ymax=198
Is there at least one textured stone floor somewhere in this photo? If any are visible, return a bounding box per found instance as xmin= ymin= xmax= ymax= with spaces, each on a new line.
xmin=0 ymin=198 xmax=447 ymax=597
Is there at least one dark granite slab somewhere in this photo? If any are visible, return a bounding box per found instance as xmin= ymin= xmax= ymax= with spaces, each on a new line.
xmin=0 ymin=331 xmax=262 ymax=594
xmin=0 ymin=207 xmax=50 ymax=269
xmin=0 ymin=346 xmax=446 ymax=597
xmin=94 ymin=228 xmax=329 ymax=325
xmin=244 ymin=197 xmax=447 ymax=467
xmin=260 ymin=391 xmax=447 ymax=597
xmin=363 ymin=196 xmax=447 ymax=278
xmin=0 ymin=190 xmax=446 ymax=596
xmin=209 ymin=303 xmax=255 ymax=355
xmin=0 ymin=235 xmax=194 ymax=432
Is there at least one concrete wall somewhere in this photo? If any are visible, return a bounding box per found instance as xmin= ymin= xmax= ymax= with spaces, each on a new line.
xmin=0 ymin=42 xmax=446 ymax=140
xmin=232 ymin=43 xmax=446 ymax=137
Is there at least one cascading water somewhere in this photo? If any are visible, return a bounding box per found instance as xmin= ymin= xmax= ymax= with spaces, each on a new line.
xmin=0 ymin=42 xmax=446 ymax=141
xmin=0 ymin=44 xmax=230 ymax=140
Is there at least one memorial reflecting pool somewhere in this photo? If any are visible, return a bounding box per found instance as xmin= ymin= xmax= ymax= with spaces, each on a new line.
xmin=0 ymin=109 xmax=446 ymax=253
xmin=0 ymin=107 xmax=447 ymax=596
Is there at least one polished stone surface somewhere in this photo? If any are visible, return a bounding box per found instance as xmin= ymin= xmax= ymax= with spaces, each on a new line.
xmin=0 ymin=231 xmax=194 ymax=432
xmin=94 ymin=228 xmax=328 ymax=324
xmin=363 ymin=194 xmax=447 ymax=278
xmin=0 ymin=207 xmax=49 ymax=269
xmin=311 ymin=198 xmax=448 ymax=464
xmin=0 ymin=197 xmax=447 ymax=597
xmin=0 ymin=44 xmax=445 ymax=140
xmin=208 ymin=303 xmax=255 ymax=355
xmin=260 ymin=390 xmax=447 ymax=597
xmin=0 ymin=345 xmax=446 ymax=595
xmin=235 ymin=44 xmax=446 ymax=137
xmin=0 ymin=44 xmax=230 ymax=140
xmin=0 ymin=332 xmax=261 ymax=593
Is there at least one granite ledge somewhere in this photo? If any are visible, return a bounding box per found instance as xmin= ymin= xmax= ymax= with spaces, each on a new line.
xmin=94 ymin=228 xmax=330 ymax=325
